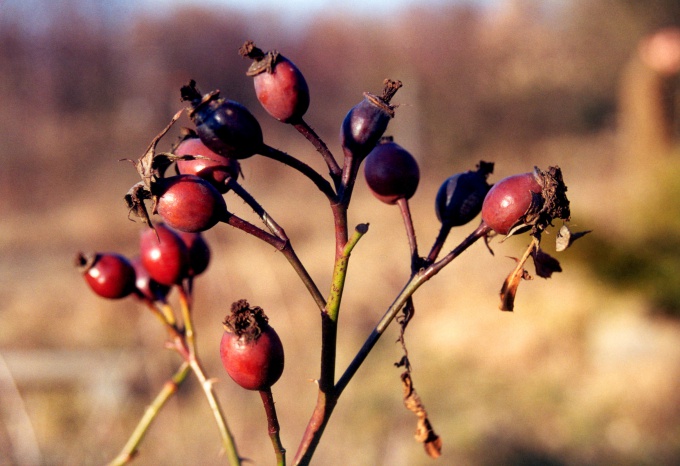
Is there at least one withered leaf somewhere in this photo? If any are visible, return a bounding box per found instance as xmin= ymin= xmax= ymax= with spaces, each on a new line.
xmin=499 ymin=257 xmax=533 ymax=312
xmin=555 ymin=224 xmax=592 ymax=252
xmin=401 ymin=372 xmax=442 ymax=458
xmin=531 ymin=247 xmax=562 ymax=278
xmin=134 ymin=110 xmax=183 ymax=187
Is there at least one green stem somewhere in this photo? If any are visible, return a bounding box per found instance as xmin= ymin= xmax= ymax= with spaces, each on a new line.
xmin=108 ymin=362 xmax=191 ymax=466
xmin=259 ymin=388 xmax=286 ymax=466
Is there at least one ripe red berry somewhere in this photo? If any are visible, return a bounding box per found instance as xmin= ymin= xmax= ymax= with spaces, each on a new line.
xmin=341 ymin=79 xmax=401 ymax=159
xmin=152 ymin=174 xmax=227 ymax=233
xmin=175 ymin=231 xmax=211 ymax=277
xmin=363 ymin=138 xmax=420 ymax=204
xmin=481 ymin=171 xmax=543 ymax=236
xmin=240 ymin=41 xmax=310 ymax=123
xmin=76 ymin=252 xmax=136 ymax=300
xmin=181 ymin=80 xmax=263 ymax=159
xmin=139 ymin=224 xmax=190 ymax=286
xmin=219 ymin=300 xmax=284 ymax=391
xmin=175 ymin=134 xmax=240 ymax=193
xmin=130 ymin=256 xmax=171 ymax=302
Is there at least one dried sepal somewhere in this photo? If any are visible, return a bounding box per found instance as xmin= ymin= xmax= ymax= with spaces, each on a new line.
xmin=531 ymin=247 xmax=562 ymax=278
xmin=401 ymin=372 xmax=442 ymax=458
xmin=124 ymin=182 xmax=154 ymax=228
xmin=499 ymin=238 xmax=538 ymax=312
xmin=555 ymin=224 xmax=592 ymax=252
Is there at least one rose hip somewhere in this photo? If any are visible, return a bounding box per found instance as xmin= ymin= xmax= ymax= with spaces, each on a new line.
xmin=481 ymin=171 xmax=542 ymax=235
xmin=76 ymin=252 xmax=136 ymax=300
xmin=175 ymin=133 xmax=240 ymax=193
xmin=139 ymin=223 xmax=190 ymax=286
xmin=363 ymin=138 xmax=420 ymax=204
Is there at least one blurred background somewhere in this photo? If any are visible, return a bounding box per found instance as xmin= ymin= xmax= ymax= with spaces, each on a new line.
xmin=2 ymin=0 xmax=680 ymax=464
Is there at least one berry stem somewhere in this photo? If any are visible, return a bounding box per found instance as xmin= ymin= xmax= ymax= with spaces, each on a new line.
xmin=397 ymin=197 xmax=419 ymax=267
xmin=293 ymin=119 xmax=342 ymax=182
xmin=226 ymin=179 xmax=327 ymax=312
xmin=177 ymin=285 xmax=196 ymax=360
xmin=259 ymin=144 xmax=337 ymax=201
xmin=426 ymin=224 xmax=452 ymax=265
xmin=108 ymin=362 xmax=191 ymax=466
xmin=259 ymin=388 xmax=286 ymax=466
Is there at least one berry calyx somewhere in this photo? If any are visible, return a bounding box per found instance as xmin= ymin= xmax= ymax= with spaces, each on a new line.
xmin=174 ymin=130 xmax=240 ymax=193
xmin=76 ymin=252 xmax=136 ymax=300
xmin=219 ymin=300 xmax=284 ymax=391
xmin=181 ymin=80 xmax=263 ymax=159
xmin=240 ymin=41 xmax=310 ymax=124
xmin=363 ymin=137 xmax=420 ymax=204
xmin=152 ymin=174 xmax=227 ymax=233
xmin=139 ymin=223 xmax=190 ymax=286
xmin=341 ymin=79 xmax=402 ymax=159
xmin=435 ymin=161 xmax=494 ymax=227
xmin=481 ymin=166 xmax=570 ymax=237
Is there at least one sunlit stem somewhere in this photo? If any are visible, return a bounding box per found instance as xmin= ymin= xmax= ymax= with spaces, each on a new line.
xmin=260 ymin=388 xmax=285 ymax=466
xmin=108 ymin=362 xmax=191 ymax=466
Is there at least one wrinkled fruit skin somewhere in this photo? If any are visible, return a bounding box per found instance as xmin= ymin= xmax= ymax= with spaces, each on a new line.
xmin=154 ymin=174 xmax=226 ymax=233
xmin=435 ymin=169 xmax=492 ymax=227
xmin=130 ymin=256 xmax=170 ymax=302
xmin=481 ymin=172 xmax=542 ymax=235
xmin=78 ymin=253 xmax=136 ymax=299
xmin=254 ymin=55 xmax=310 ymax=123
xmin=189 ymin=95 xmax=263 ymax=159
xmin=220 ymin=326 xmax=285 ymax=391
xmin=341 ymin=94 xmax=392 ymax=158
xmin=140 ymin=224 xmax=189 ymax=286
xmin=363 ymin=140 xmax=420 ymax=204
xmin=175 ymin=137 xmax=240 ymax=193
xmin=176 ymin=231 xmax=211 ymax=277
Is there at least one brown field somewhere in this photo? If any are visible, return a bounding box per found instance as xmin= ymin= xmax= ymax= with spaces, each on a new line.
xmin=1 ymin=1 xmax=680 ymax=465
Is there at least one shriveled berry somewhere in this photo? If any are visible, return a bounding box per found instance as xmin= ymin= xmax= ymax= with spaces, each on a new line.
xmin=140 ymin=223 xmax=189 ymax=286
xmin=363 ymin=138 xmax=420 ymax=204
xmin=341 ymin=79 xmax=402 ymax=159
xmin=220 ymin=300 xmax=284 ymax=391
xmin=181 ymin=80 xmax=263 ymax=159
xmin=153 ymin=174 xmax=226 ymax=233
xmin=175 ymin=231 xmax=211 ymax=277
xmin=435 ymin=161 xmax=494 ymax=227
xmin=481 ymin=171 xmax=542 ymax=236
xmin=240 ymin=41 xmax=310 ymax=123
xmin=175 ymin=133 xmax=240 ymax=193
xmin=76 ymin=252 xmax=136 ymax=300
xmin=130 ymin=256 xmax=171 ymax=302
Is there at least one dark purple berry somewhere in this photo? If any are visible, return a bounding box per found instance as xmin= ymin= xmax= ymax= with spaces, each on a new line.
xmin=435 ymin=161 xmax=494 ymax=227
xmin=363 ymin=138 xmax=419 ymax=204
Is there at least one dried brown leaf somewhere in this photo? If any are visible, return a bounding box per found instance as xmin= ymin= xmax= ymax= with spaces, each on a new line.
xmin=531 ymin=247 xmax=562 ymax=278
xmin=401 ymin=372 xmax=442 ymax=458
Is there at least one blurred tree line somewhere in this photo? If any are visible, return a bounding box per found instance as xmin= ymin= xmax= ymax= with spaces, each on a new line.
xmin=1 ymin=0 xmax=680 ymax=308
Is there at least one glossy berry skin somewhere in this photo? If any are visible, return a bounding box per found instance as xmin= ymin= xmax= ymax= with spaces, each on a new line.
xmin=176 ymin=231 xmax=210 ymax=277
xmin=251 ymin=54 xmax=310 ymax=123
xmin=181 ymin=80 xmax=263 ymax=159
xmin=341 ymin=93 xmax=394 ymax=159
xmin=153 ymin=174 xmax=226 ymax=233
xmin=77 ymin=252 xmax=136 ymax=300
xmin=175 ymin=136 xmax=240 ymax=194
xmin=435 ymin=163 xmax=493 ymax=227
xmin=363 ymin=139 xmax=420 ymax=204
xmin=130 ymin=256 xmax=170 ymax=302
xmin=481 ymin=172 xmax=543 ymax=235
xmin=139 ymin=224 xmax=190 ymax=286
xmin=220 ymin=325 xmax=284 ymax=391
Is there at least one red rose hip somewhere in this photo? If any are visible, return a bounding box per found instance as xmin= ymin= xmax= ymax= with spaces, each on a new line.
xmin=76 ymin=252 xmax=136 ymax=299
xmin=139 ymin=223 xmax=190 ymax=286
xmin=219 ymin=300 xmax=284 ymax=391
xmin=175 ymin=134 xmax=240 ymax=193
xmin=481 ymin=171 xmax=543 ymax=235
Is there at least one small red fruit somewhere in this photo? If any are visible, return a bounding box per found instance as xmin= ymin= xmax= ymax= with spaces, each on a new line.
xmin=139 ymin=223 xmax=190 ymax=286
xmin=153 ymin=174 xmax=227 ymax=233
xmin=76 ymin=252 xmax=136 ymax=299
xmin=220 ymin=300 xmax=284 ymax=391
xmin=363 ymin=138 xmax=420 ymax=204
xmin=130 ymin=256 xmax=171 ymax=302
xmin=175 ymin=231 xmax=211 ymax=277
xmin=175 ymin=134 xmax=240 ymax=193
xmin=481 ymin=171 xmax=543 ymax=235
xmin=240 ymin=41 xmax=310 ymax=123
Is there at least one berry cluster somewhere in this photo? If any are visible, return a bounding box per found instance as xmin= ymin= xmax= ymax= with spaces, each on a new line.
xmin=78 ymin=40 xmax=582 ymax=465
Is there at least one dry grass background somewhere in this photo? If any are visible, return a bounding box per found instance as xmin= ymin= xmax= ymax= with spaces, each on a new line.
xmin=2 ymin=1 xmax=680 ymax=465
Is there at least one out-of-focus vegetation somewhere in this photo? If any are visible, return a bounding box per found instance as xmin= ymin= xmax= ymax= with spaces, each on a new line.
xmin=2 ymin=0 xmax=680 ymax=465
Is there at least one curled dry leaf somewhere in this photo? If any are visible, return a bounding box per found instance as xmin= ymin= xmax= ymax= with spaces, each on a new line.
xmin=401 ymin=372 xmax=442 ymax=458
xmin=555 ymin=224 xmax=592 ymax=252
xmin=531 ymin=247 xmax=562 ymax=278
